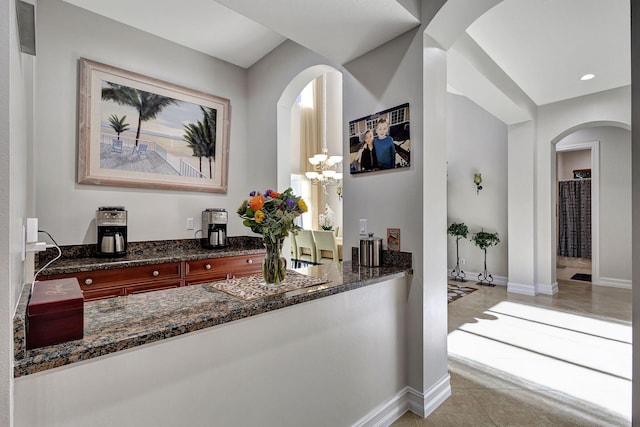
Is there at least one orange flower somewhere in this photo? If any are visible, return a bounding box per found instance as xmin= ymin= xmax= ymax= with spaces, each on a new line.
xmin=248 ymin=195 xmax=264 ymax=211
xmin=269 ymin=191 xmax=279 ymax=198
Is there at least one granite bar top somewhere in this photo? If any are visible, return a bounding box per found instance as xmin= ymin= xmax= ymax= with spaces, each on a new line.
xmin=14 ymin=262 xmax=412 ymax=378
xmin=36 ymin=237 xmax=266 ymax=275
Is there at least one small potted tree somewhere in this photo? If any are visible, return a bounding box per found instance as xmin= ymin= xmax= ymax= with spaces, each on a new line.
xmin=472 ymin=229 xmax=500 ymax=286
xmin=447 ymin=222 xmax=469 ymax=281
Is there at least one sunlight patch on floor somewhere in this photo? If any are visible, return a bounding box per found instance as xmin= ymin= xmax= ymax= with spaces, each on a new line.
xmin=448 ymin=301 xmax=632 ymax=421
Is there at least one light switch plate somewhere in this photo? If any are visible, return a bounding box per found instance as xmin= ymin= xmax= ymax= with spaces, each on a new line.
xmin=359 ymin=219 xmax=367 ymax=235
xmin=186 ymin=218 xmax=195 ymax=230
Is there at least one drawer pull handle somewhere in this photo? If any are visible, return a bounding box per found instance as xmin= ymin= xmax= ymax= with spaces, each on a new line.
xmin=85 ymin=278 xmax=93 ymax=285
xmin=205 ymin=264 xmax=212 ymax=270
xmin=152 ymin=270 xmax=160 ymax=277
xmin=246 ymin=259 xmax=253 ymax=264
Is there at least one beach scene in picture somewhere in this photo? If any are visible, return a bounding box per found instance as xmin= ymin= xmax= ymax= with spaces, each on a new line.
xmin=99 ymin=80 xmax=220 ymax=180
xmin=348 ymin=103 xmax=411 ymax=175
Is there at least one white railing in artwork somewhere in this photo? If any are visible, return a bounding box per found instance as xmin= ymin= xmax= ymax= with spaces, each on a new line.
xmin=180 ymin=158 xmax=208 ymax=179
xmin=102 ymin=132 xmax=181 ymax=173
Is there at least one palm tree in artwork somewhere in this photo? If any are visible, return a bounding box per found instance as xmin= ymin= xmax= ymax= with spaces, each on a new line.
xmin=184 ymin=106 xmax=217 ymax=179
xmin=102 ymin=83 xmax=179 ymax=147
xmin=107 ymin=114 xmax=130 ymax=140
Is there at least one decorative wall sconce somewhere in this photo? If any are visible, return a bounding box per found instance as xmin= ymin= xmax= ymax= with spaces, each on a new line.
xmin=474 ymin=173 xmax=483 ymax=195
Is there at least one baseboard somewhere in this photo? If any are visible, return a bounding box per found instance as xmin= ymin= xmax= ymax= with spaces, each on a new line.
xmin=507 ymin=281 xmax=536 ymax=295
xmin=420 ymin=374 xmax=452 ymax=417
xmin=597 ymin=277 xmax=632 ymax=289
xmin=352 ymin=387 xmax=411 ymax=427
xmin=353 ymin=374 xmax=451 ymax=426
xmin=447 ymin=268 xmax=507 ymax=286
xmin=536 ymin=281 xmax=558 ymax=295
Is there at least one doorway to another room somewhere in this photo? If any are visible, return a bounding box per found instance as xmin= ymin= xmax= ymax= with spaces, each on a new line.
xmin=555 ymin=142 xmax=595 ymax=284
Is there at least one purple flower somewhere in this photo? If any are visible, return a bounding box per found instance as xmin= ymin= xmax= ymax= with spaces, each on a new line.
xmin=264 ymin=189 xmax=273 ymax=197
xmin=249 ymin=191 xmax=256 ymax=196
xmin=286 ymin=199 xmax=295 ymax=208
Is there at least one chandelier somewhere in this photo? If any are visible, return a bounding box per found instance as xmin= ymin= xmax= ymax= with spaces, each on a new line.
xmin=305 ymin=149 xmax=343 ymax=187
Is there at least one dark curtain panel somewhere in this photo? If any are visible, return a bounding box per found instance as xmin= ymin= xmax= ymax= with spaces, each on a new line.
xmin=558 ymin=179 xmax=592 ymax=258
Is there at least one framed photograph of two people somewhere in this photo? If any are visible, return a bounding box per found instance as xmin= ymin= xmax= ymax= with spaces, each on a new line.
xmin=348 ymin=103 xmax=410 ymax=175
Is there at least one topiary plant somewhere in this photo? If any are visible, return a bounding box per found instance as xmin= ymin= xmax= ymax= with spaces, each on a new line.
xmin=448 ymin=222 xmax=469 ymax=281
xmin=471 ymin=229 xmax=500 ymax=285
xmin=472 ymin=230 xmax=500 ymax=250
xmin=447 ymin=222 xmax=469 ymax=241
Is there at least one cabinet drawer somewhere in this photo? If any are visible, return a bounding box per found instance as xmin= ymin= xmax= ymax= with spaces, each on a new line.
xmin=124 ymin=280 xmax=182 ymax=296
xmin=82 ymin=287 xmax=124 ymax=301
xmin=77 ymin=262 xmax=181 ymax=288
xmin=184 ymin=254 xmax=263 ymax=277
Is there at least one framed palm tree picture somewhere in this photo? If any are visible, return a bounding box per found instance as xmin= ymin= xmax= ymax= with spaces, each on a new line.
xmin=77 ymin=58 xmax=230 ymax=193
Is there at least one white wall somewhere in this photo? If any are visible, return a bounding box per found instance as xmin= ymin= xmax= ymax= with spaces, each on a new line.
xmin=447 ymin=93 xmax=508 ymax=279
xmin=631 ymin=1 xmax=639 ymax=420
xmin=557 ymin=126 xmax=632 ymax=285
xmin=0 ymin=0 xmax=13 ymax=423
xmin=344 ymin=28 xmax=432 ymax=394
xmin=14 ymin=278 xmax=408 ymax=427
xmin=34 ymin=0 xmax=249 ymax=245
xmin=557 ymin=150 xmax=590 ymax=181
xmin=2 ymin=0 xmax=32 ymax=423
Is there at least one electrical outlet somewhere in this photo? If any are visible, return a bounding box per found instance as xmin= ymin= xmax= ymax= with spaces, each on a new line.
xmin=186 ymin=218 xmax=194 ymax=230
xmin=359 ymin=219 xmax=367 ymax=235
xmin=460 ymin=258 xmax=465 ymax=265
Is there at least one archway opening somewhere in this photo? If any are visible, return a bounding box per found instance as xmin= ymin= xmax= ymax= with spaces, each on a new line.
xmin=276 ymin=65 xmax=343 ymax=261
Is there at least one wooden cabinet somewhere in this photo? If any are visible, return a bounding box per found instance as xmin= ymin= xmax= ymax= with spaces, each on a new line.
xmin=40 ymin=262 xmax=182 ymax=302
xmin=184 ymin=254 xmax=263 ymax=286
xmin=38 ymin=254 xmax=263 ymax=301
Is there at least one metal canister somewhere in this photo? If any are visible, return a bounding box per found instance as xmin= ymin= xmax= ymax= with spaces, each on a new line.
xmin=360 ymin=233 xmax=382 ymax=267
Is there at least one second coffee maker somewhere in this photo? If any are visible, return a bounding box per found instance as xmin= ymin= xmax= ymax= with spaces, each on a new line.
xmin=202 ymin=208 xmax=227 ymax=249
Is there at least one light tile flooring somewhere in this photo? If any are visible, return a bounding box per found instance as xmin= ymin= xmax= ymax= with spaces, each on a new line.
xmin=393 ymin=257 xmax=632 ymax=426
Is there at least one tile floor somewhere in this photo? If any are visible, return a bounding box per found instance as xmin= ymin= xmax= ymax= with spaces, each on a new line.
xmin=393 ymin=257 xmax=632 ymax=426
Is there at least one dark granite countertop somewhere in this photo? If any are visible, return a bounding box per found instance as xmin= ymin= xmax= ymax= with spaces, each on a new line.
xmin=14 ymin=261 xmax=412 ymax=378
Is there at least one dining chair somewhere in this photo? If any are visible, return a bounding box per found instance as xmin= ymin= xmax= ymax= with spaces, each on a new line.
xmin=289 ymin=234 xmax=298 ymax=266
xmin=294 ymin=230 xmax=316 ymax=264
xmin=312 ymin=230 xmax=339 ymax=264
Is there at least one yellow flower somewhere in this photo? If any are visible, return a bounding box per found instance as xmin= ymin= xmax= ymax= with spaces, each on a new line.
xmin=254 ymin=209 xmax=265 ymax=223
xmin=298 ymin=199 xmax=308 ymax=213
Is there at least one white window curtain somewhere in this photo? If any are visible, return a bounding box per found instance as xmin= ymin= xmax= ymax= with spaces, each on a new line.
xmin=299 ymin=76 xmax=324 ymax=229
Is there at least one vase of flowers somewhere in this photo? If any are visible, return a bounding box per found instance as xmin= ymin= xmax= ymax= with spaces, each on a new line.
xmin=237 ymin=188 xmax=307 ymax=285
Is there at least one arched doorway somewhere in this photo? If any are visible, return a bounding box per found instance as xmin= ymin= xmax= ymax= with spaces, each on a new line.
xmin=551 ymin=121 xmax=631 ymax=289
xmin=275 ymin=65 xmax=343 ymax=257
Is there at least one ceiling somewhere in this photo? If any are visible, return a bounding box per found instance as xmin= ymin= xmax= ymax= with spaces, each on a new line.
xmin=62 ymin=0 xmax=630 ymax=122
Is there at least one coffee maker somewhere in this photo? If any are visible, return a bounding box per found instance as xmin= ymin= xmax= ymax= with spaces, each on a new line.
xmin=96 ymin=206 xmax=128 ymax=257
xmin=202 ymin=208 xmax=227 ymax=249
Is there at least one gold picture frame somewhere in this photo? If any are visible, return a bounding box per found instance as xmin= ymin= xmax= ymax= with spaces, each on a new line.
xmin=77 ymin=58 xmax=230 ymax=193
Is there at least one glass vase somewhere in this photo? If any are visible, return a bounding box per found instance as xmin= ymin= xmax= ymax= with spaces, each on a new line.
xmin=262 ymin=238 xmax=287 ymax=285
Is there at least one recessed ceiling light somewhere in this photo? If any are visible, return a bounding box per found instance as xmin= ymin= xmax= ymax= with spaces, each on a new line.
xmin=580 ymin=73 xmax=596 ymax=81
